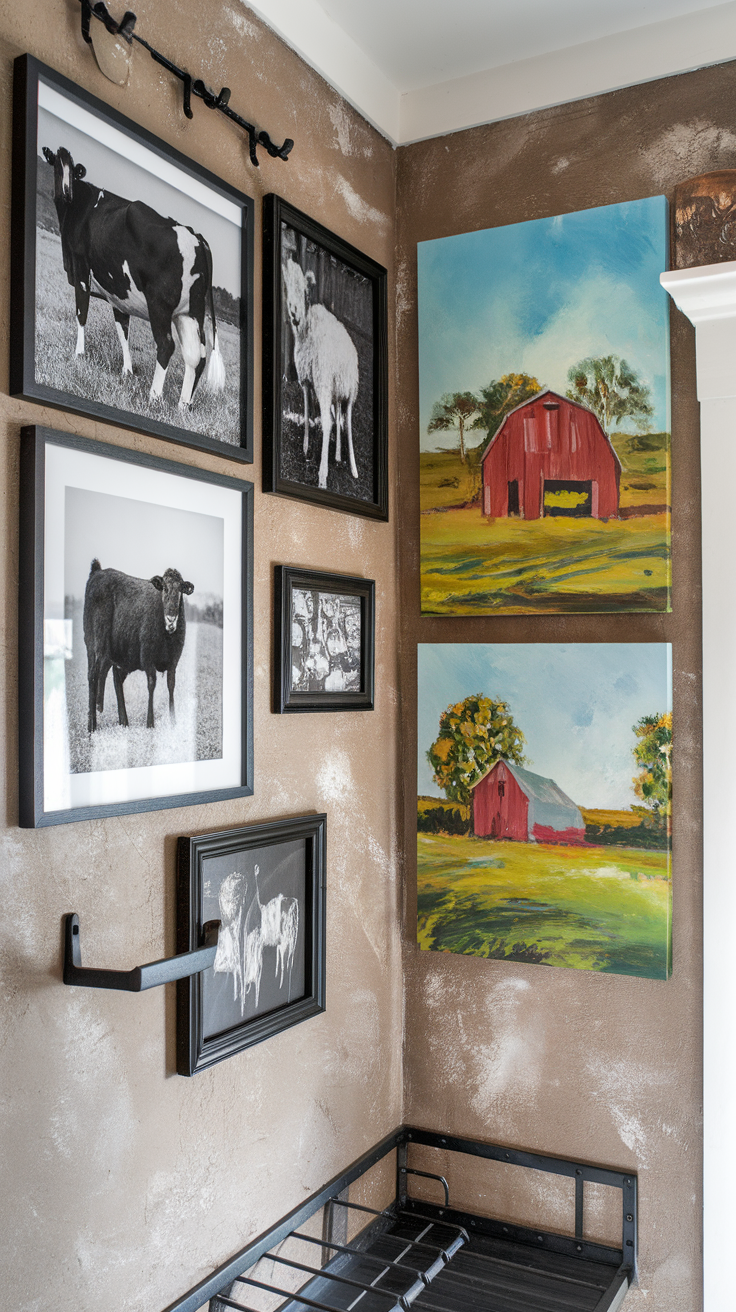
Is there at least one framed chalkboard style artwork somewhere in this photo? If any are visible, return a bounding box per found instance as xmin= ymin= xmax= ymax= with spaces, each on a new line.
xmin=18 ymin=426 xmax=254 ymax=828
xmin=262 ymin=194 xmax=388 ymax=519
xmin=177 ymin=814 xmax=327 ymax=1074
xmin=11 ymin=55 xmax=254 ymax=461
xmin=274 ymin=566 xmax=375 ymax=713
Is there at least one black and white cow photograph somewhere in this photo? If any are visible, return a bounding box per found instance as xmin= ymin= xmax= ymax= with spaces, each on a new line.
xmin=21 ymin=428 xmax=251 ymax=827
xmin=61 ymin=484 xmax=225 ymax=778
xmin=28 ymin=81 xmax=247 ymax=454
xmin=278 ymin=221 xmax=377 ymax=503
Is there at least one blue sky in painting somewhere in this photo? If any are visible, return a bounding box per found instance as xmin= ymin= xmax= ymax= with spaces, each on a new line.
xmin=417 ymin=197 xmax=670 ymax=448
xmin=418 ymin=643 xmax=672 ymax=810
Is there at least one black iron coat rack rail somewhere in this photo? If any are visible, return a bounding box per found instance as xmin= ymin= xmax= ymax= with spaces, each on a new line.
xmin=63 ymin=912 xmax=220 ymax=991
xmin=78 ymin=0 xmax=294 ymax=167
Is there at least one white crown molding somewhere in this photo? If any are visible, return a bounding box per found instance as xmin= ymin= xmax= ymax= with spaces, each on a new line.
xmin=661 ymin=261 xmax=736 ymax=399
xmin=243 ymin=0 xmax=401 ymax=142
xmin=245 ymin=0 xmax=736 ymax=146
xmin=400 ymin=1 xmax=736 ymax=142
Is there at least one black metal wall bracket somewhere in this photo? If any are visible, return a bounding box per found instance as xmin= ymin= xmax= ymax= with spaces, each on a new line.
xmin=77 ymin=0 xmax=294 ymax=167
xmin=63 ymin=912 xmax=220 ymax=991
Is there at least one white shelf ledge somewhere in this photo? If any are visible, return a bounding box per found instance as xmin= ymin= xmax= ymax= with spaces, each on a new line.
xmin=661 ymin=262 xmax=736 ymax=401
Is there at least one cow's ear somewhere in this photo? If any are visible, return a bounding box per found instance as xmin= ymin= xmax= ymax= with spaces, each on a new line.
xmin=74 ymin=163 xmax=86 ymax=180
xmin=182 ymin=581 xmax=195 ymax=595
xmin=42 ymin=147 xmax=56 ymax=165
xmin=150 ymin=575 xmax=164 ymax=591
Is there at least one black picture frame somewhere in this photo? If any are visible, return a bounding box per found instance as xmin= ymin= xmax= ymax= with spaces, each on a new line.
xmin=18 ymin=425 xmax=254 ymax=827
xmin=274 ymin=566 xmax=375 ymax=713
xmin=263 ymin=193 xmax=388 ymax=519
xmin=177 ymin=814 xmax=326 ymax=1075
xmin=11 ymin=54 xmax=254 ymax=462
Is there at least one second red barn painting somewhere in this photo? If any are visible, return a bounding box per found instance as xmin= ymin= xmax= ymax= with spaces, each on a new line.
xmin=418 ymin=197 xmax=671 ymax=614
xmin=418 ymin=643 xmax=672 ymax=979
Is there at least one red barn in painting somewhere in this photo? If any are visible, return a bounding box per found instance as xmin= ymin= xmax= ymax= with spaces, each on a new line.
xmin=471 ymin=759 xmax=586 ymax=846
xmin=480 ymin=389 xmax=621 ymax=521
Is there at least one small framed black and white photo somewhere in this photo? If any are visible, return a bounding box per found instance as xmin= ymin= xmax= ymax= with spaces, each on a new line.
xmin=274 ymin=566 xmax=375 ymax=713
xmin=177 ymin=814 xmax=326 ymax=1075
xmin=18 ymin=426 xmax=254 ymax=827
xmin=262 ymin=194 xmax=388 ymax=519
xmin=11 ymin=55 xmax=254 ymax=461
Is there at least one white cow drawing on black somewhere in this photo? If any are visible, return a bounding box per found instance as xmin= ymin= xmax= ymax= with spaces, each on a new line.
xmin=213 ymin=865 xmax=299 ymax=1016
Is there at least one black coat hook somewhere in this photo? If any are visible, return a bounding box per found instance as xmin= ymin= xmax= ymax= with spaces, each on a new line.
xmin=63 ymin=913 xmax=220 ymax=991
xmin=77 ymin=0 xmax=294 ymax=167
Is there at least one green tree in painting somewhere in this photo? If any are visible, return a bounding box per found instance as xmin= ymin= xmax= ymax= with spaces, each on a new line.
xmin=566 ymin=355 xmax=654 ymax=434
xmin=632 ymin=711 xmax=672 ymax=831
xmin=427 ymin=694 xmax=526 ymax=806
xmin=471 ymin=372 xmax=542 ymax=440
xmin=427 ymin=391 xmax=480 ymax=464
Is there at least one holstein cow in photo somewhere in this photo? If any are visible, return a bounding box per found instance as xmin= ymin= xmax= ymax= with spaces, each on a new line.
xmin=83 ymin=559 xmax=194 ymax=733
xmin=42 ymin=146 xmax=226 ymax=407
xmin=282 ymin=257 xmax=359 ymax=489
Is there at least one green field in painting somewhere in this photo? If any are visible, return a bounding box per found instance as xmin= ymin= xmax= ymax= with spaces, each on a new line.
xmin=419 ymin=431 xmax=671 ymax=614
xmin=417 ymin=831 xmax=672 ymax=978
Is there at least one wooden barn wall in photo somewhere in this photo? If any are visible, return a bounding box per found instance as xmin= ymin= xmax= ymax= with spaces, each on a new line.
xmin=397 ymin=56 xmax=718 ymax=1312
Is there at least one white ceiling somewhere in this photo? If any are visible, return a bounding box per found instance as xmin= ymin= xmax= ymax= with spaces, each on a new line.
xmin=316 ymin=0 xmax=726 ymax=91
xmin=244 ymin=0 xmax=736 ymax=142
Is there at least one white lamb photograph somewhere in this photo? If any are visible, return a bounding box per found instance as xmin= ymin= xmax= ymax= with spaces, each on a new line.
xmin=279 ymin=221 xmax=375 ymax=502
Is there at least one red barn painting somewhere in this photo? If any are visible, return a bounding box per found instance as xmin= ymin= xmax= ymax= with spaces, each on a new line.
xmin=480 ymin=389 xmax=621 ymax=521
xmin=471 ymin=759 xmax=586 ymax=846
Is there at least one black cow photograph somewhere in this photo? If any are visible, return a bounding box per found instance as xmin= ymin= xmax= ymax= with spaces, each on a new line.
xmin=19 ymin=428 xmax=253 ymax=827
xmin=62 ymin=485 xmax=225 ymax=778
xmin=16 ymin=65 xmax=252 ymax=459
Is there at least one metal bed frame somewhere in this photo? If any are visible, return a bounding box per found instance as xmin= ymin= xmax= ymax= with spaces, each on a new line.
xmin=164 ymin=1126 xmax=637 ymax=1312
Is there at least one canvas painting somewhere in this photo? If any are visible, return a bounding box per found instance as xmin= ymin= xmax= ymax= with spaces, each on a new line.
xmin=417 ymin=197 xmax=671 ymax=614
xmin=418 ymin=644 xmax=672 ymax=978
xmin=12 ymin=57 xmax=253 ymax=462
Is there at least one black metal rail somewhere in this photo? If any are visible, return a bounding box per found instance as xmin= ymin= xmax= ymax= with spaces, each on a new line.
xmin=77 ymin=0 xmax=294 ymax=166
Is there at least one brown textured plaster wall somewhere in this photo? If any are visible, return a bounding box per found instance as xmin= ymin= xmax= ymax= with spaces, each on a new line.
xmin=394 ymin=62 xmax=734 ymax=1312
xmin=0 ymin=3 xmax=401 ymax=1309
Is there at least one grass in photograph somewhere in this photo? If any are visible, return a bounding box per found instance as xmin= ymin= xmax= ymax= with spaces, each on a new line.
xmin=417 ymin=831 xmax=671 ymax=978
xmin=419 ymin=432 xmax=671 ymax=614
xmin=34 ymin=227 xmax=242 ymax=444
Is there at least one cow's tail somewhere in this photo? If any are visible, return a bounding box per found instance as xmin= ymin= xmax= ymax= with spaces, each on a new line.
xmin=203 ymin=241 xmax=226 ymax=394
